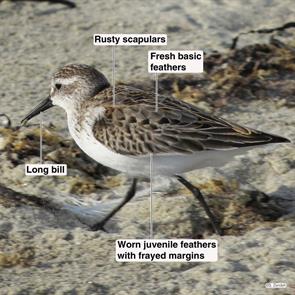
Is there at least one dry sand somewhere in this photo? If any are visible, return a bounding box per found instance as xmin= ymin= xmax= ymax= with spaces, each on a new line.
xmin=0 ymin=0 xmax=294 ymax=294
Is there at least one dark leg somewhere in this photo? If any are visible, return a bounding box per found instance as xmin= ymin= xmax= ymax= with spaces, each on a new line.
xmin=176 ymin=175 xmax=222 ymax=236
xmin=90 ymin=178 xmax=138 ymax=231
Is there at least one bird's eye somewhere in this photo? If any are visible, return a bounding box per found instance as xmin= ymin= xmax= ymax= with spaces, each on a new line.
xmin=55 ymin=83 xmax=62 ymax=90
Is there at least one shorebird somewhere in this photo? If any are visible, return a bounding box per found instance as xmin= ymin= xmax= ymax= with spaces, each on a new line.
xmin=21 ymin=64 xmax=290 ymax=235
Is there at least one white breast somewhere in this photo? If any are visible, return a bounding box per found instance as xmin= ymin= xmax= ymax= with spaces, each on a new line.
xmin=66 ymin=107 xmax=151 ymax=177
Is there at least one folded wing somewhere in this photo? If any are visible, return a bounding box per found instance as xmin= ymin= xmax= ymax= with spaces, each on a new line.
xmin=92 ymin=87 xmax=289 ymax=156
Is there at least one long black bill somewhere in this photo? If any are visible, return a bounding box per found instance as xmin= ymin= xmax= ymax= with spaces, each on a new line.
xmin=21 ymin=96 xmax=53 ymax=126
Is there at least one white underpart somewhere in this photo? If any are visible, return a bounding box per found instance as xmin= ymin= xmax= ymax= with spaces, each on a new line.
xmin=64 ymin=106 xmax=260 ymax=177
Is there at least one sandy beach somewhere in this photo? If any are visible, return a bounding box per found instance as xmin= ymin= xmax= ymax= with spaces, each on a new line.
xmin=0 ymin=0 xmax=294 ymax=294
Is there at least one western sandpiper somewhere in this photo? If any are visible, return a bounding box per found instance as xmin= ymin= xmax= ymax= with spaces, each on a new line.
xmin=21 ymin=64 xmax=290 ymax=235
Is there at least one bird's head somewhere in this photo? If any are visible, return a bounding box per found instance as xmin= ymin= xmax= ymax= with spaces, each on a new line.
xmin=21 ymin=64 xmax=110 ymax=125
